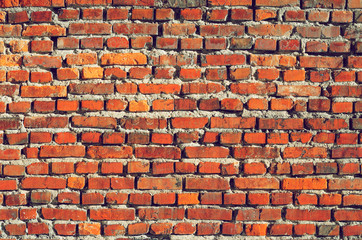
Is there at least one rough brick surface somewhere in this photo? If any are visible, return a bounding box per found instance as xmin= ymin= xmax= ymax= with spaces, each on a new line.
xmin=0 ymin=0 xmax=361 ymax=238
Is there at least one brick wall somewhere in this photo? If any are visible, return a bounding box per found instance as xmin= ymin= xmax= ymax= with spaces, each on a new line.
xmin=0 ymin=0 xmax=361 ymax=238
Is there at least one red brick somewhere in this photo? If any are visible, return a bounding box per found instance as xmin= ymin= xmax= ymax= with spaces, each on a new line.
xmin=22 ymin=25 xmax=65 ymax=37
xmin=211 ymin=117 xmax=256 ymax=129
xmin=30 ymin=72 xmax=52 ymax=83
xmin=6 ymin=132 xmax=28 ymax=144
xmin=114 ymin=23 xmax=158 ymax=35
xmin=127 ymin=161 xmax=150 ymax=173
xmin=182 ymin=82 xmax=225 ymax=94
xmin=8 ymin=11 xmax=29 ymax=23
xmin=135 ymin=147 xmax=180 ymax=159
xmin=269 ymin=162 xmax=291 ymax=175
xmin=185 ymin=146 xmax=229 ymax=158
xmin=337 ymin=133 xmax=358 ymax=145
xmin=332 ymin=11 xmax=353 ymax=23
xmin=138 ymin=177 xmax=181 ymax=190
xmin=5 ymin=223 xmax=26 ymax=235
xmin=230 ymin=37 xmax=252 ymax=49
xmin=220 ymin=132 xmax=242 ymax=144
xmin=173 ymin=223 xmax=195 ymax=235
xmin=185 ymin=178 xmax=229 ymax=190
xmin=3 ymin=165 xmax=25 ymax=176
xmin=90 ymin=208 xmax=135 ymax=220
xmin=339 ymin=162 xmax=360 ymax=174
xmin=81 ymin=37 xmax=103 ymax=49
xmin=335 ymin=210 xmax=362 ymax=221
xmin=138 ymin=207 xmax=184 ymax=220
xmin=329 ymin=179 xmax=362 ymax=190
xmin=300 ymin=56 xmax=343 ymax=68
xmin=244 ymin=162 xmax=266 ymax=175
xmin=204 ymin=38 xmax=226 ymax=50
xmin=188 ymin=208 xmax=232 ymax=220
xmin=106 ymin=37 xmax=128 ymax=49
xmin=233 ymin=147 xmax=279 ymax=159
xmin=153 ymin=193 xmax=176 ymax=205
xmin=320 ymin=194 xmax=342 ymax=205
xmin=105 ymin=192 xmax=128 ymax=204
xmin=150 ymin=222 xmax=172 ymax=235
xmin=82 ymin=8 xmax=103 ymax=19
xmin=5 ymin=193 xmax=26 ymax=206
xmin=152 ymin=162 xmax=174 ymax=175
xmin=271 ymin=192 xmax=293 ymax=205
xmin=59 ymin=9 xmax=79 ymax=20
xmin=107 ymin=8 xmax=128 ymax=20
xmin=21 ymin=177 xmax=66 ymax=189
xmin=202 ymin=54 xmax=246 ymax=66
xmin=57 ymin=38 xmax=79 ymax=49
xmin=69 ymin=23 xmax=111 ymax=35
xmin=28 ymin=222 xmax=49 ymax=235
xmin=27 ymin=162 xmax=49 ymax=175
xmin=221 ymin=162 xmax=239 ymax=175
xmin=306 ymin=118 xmax=348 ymax=130
xmin=316 ymin=162 xmax=338 ymax=174
xmin=54 ymin=224 xmax=76 ymax=236
xmin=309 ymin=10 xmax=329 ymax=22
xmin=0 ymin=149 xmax=21 ymax=160
xmin=231 ymin=82 xmax=276 ymax=95
xmin=81 ymin=192 xmax=103 ymax=205
xmin=198 ymin=162 xmax=220 ymax=174
xmin=332 ymin=102 xmax=353 ymax=113
xmin=178 ymin=193 xmax=199 ymax=205
xmin=175 ymin=162 xmax=196 ymax=173
xmin=42 ymin=208 xmax=87 ymax=221
xmin=31 ymin=11 xmax=52 ymax=22
xmin=255 ymin=39 xmax=277 ymax=51
xmin=294 ymin=224 xmax=316 ymax=235
xmin=245 ymin=224 xmax=268 ymax=236
xmin=343 ymin=195 xmax=362 ymax=206
xmin=286 ymin=209 xmax=330 ymax=221
xmin=58 ymin=192 xmax=80 ymax=204
xmin=197 ymin=222 xmax=220 ymax=235
xmin=0 ymin=85 xmax=19 ymax=97
xmin=128 ymin=222 xmax=149 ymax=235
xmin=279 ymin=39 xmax=300 ymax=51
xmin=129 ymin=193 xmax=151 ymax=205
xmin=327 ymin=85 xmax=361 ymax=97
xmin=224 ymin=193 xmax=246 ymax=205
xmin=156 ymin=9 xmax=174 ymax=20
xmin=235 ymin=178 xmax=279 ymax=189
xmin=343 ymin=225 xmax=362 ymax=236
xmin=244 ymin=133 xmax=266 ymax=144
xmin=132 ymin=8 xmax=154 ymax=20
xmin=180 ymin=8 xmax=202 ymax=20
xmin=247 ymin=98 xmax=268 ymax=110
xmin=31 ymin=192 xmax=51 ymax=204
xmin=285 ymin=10 xmax=305 ymax=21
xmin=296 ymin=193 xmax=317 ymax=205
xmin=139 ymin=83 xmax=179 ymax=93
xmin=330 ymin=41 xmax=350 ymax=52
xmin=7 ymin=70 xmax=29 ymax=82
xmin=207 ymin=9 xmax=228 ymax=21
xmin=0 ymin=209 xmax=18 ymax=220
xmin=103 ymin=224 xmax=126 ymax=236
xmin=255 ymin=9 xmax=277 ymax=21
xmin=282 ymin=178 xmax=327 ymax=190
xmin=66 ymin=177 xmax=84 ymax=189
xmin=248 ymin=193 xmax=269 ymax=205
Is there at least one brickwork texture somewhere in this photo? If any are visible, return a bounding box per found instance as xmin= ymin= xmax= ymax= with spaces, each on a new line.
xmin=0 ymin=0 xmax=361 ymax=238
